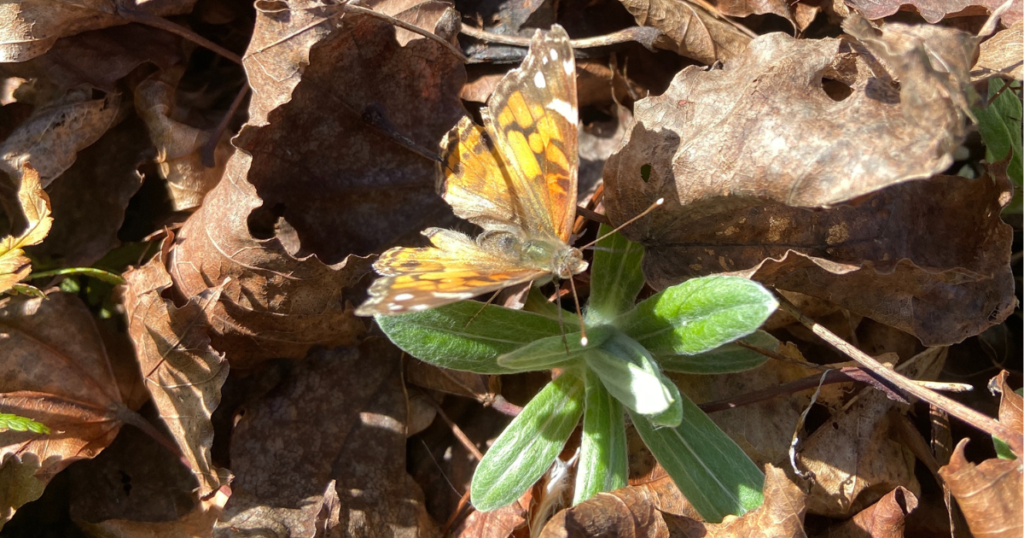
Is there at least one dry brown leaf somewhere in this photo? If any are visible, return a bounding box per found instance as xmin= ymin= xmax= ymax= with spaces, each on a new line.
xmin=405 ymin=360 xmax=490 ymax=399
xmin=619 ymin=0 xmax=752 ymax=64
xmin=0 ymin=292 xmax=142 ymax=524
xmin=26 ymin=115 xmax=147 ymax=268
xmin=699 ymin=464 xmax=807 ymax=538
xmin=122 ymin=244 xmax=230 ymax=497
xmin=538 ymin=486 xmax=671 ymax=538
xmin=0 ymin=0 xmax=197 ymax=62
xmin=135 ymin=67 xmax=230 ymax=211
xmin=845 ymin=0 xmax=1021 ymax=25
xmin=800 ymin=347 xmax=947 ymax=518
xmin=973 ymin=21 xmax=1024 ymax=81
xmin=604 ymin=27 xmax=1014 ymax=346
xmin=215 ymin=340 xmax=436 ymax=537
xmin=827 ymin=486 xmax=919 ymax=538
xmin=235 ymin=5 xmax=466 ymax=264
xmin=939 ymin=438 xmax=1023 ymax=538
xmin=451 ymin=500 xmax=527 ymax=538
xmin=0 ymin=165 xmax=50 ymax=294
xmin=0 ymin=24 xmax=184 ymax=95
xmin=0 ymin=89 xmax=119 ymax=188
xmin=168 ymin=150 xmax=371 ymax=369
xmin=991 ymin=370 xmax=1023 ymax=445
xmin=715 ymin=0 xmax=819 ymax=30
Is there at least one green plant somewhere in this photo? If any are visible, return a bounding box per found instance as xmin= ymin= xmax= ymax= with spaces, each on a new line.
xmin=974 ymin=79 xmax=1022 ymax=214
xmin=0 ymin=413 xmax=50 ymax=434
xmin=376 ymin=225 xmax=779 ymax=521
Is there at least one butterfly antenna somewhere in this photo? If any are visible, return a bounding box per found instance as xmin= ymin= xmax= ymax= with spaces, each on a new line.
xmin=568 ymin=277 xmax=588 ymax=346
xmin=463 ymin=290 xmax=502 ymax=329
xmin=579 ymin=198 xmax=664 ymax=251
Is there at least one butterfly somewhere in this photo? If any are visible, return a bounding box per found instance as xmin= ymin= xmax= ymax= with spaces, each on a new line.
xmin=355 ymin=25 xmax=585 ymax=317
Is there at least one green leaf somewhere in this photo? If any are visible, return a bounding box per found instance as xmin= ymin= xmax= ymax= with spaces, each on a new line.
xmin=471 ymin=370 xmax=585 ymax=511
xmin=586 ymin=332 xmax=681 ymax=425
xmin=586 ymin=224 xmax=646 ymax=324
xmin=658 ymin=330 xmax=778 ymax=374
xmin=0 ymin=413 xmax=50 ymax=434
xmin=974 ymin=80 xmax=1022 ymax=213
xmin=629 ymin=392 xmax=765 ymax=523
xmin=497 ymin=325 xmax=616 ymax=372
xmin=376 ymin=301 xmax=562 ymax=374
xmin=574 ymin=367 xmax=628 ymax=505
xmin=619 ymin=276 xmax=778 ymax=356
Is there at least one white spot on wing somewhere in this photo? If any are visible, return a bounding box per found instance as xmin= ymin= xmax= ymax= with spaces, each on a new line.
xmin=550 ymin=49 xmax=559 ymax=61
xmin=394 ymin=293 xmax=414 ymax=301
xmin=410 ymin=304 xmax=430 ymax=311
xmin=548 ymin=98 xmax=578 ymax=125
xmin=434 ymin=291 xmax=475 ymax=300
xmin=388 ymin=304 xmax=404 ymax=311
xmin=534 ymin=71 xmax=546 ymax=88
xmin=563 ymin=59 xmax=573 ymax=75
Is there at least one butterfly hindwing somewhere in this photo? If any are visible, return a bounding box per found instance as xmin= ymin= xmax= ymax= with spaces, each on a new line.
xmin=355 ymin=228 xmax=544 ymax=316
xmin=485 ymin=26 xmax=579 ymax=243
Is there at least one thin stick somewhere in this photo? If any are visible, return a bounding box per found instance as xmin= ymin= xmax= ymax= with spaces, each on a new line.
xmin=776 ymin=293 xmax=1023 ymax=456
xmin=117 ymin=9 xmax=243 ymax=65
xmin=426 ymin=397 xmax=484 ymax=461
xmin=460 ymin=25 xmax=662 ymax=50
xmin=202 ymin=83 xmax=251 ymax=168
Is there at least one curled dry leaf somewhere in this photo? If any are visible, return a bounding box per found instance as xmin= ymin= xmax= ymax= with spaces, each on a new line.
xmin=169 ymin=150 xmax=371 ymax=369
xmin=0 ymin=89 xmax=119 ymax=188
xmin=699 ymin=464 xmax=806 ymax=538
xmin=135 ymin=66 xmax=230 ymax=211
xmin=235 ymin=6 xmax=467 ymax=263
xmin=215 ymin=340 xmax=433 ymax=537
xmin=844 ymin=0 xmax=1021 ymax=26
xmin=538 ymin=486 xmax=671 ymax=538
xmin=451 ymin=501 xmax=527 ymax=538
xmin=715 ymin=0 xmax=820 ymax=30
xmin=827 ymin=486 xmax=918 ymax=538
xmin=122 ymin=244 xmax=230 ymax=497
xmin=800 ymin=347 xmax=946 ymax=518
xmin=618 ymin=0 xmax=752 ymax=65
xmin=939 ymin=437 xmax=1023 ymax=538
xmin=991 ymin=370 xmax=1023 ymax=445
xmin=972 ymin=21 xmax=1024 ymax=81
xmin=0 ymin=0 xmax=197 ymax=62
xmin=604 ymin=27 xmax=1014 ymax=346
xmin=0 ymin=165 xmax=50 ymax=294
xmin=0 ymin=293 xmax=140 ymax=524
xmin=77 ymin=488 xmax=228 ymax=538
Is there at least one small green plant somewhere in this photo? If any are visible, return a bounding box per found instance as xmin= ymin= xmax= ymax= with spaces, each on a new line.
xmin=376 ymin=225 xmax=779 ymax=521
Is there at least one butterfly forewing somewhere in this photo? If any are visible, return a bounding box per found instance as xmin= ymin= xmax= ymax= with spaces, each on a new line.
xmin=437 ymin=117 xmax=521 ymax=231
xmin=484 ymin=26 xmax=579 ymax=243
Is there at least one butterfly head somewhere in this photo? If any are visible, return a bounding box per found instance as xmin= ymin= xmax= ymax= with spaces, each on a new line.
xmin=553 ymin=246 xmax=587 ymax=280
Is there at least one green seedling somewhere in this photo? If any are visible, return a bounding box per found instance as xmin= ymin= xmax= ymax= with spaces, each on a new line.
xmin=376 ymin=225 xmax=779 ymax=521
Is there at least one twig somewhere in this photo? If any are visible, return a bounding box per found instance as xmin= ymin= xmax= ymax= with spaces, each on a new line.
xmin=426 ymin=397 xmax=484 ymax=461
xmin=775 ymin=293 xmax=1023 ymax=456
xmin=341 ymin=4 xmax=469 ymax=63
xmin=117 ymin=9 xmax=243 ymax=65
xmin=460 ymin=25 xmax=663 ymax=51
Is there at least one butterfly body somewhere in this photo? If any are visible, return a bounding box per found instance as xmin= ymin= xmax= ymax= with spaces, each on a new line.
xmin=357 ymin=25 xmax=581 ymax=316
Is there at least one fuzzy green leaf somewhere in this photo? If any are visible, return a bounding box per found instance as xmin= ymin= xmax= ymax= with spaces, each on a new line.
xmin=629 ymin=392 xmax=765 ymax=523
xmin=497 ymin=325 xmax=616 ymax=372
xmin=586 ymin=332 xmax=681 ymax=425
xmin=619 ymin=276 xmax=777 ymax=356
xmin=586 ymin=225 xmax=646 ymax=324
xmin=574 ymin=367 xmax=628 ymax=505
xmin=658 ymin=330 xmax=778 ymax=373
xmin=376 ymin=301 xmax=562 ymax=374
xmin=471 ymin=370 xmax=585 ymax=511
